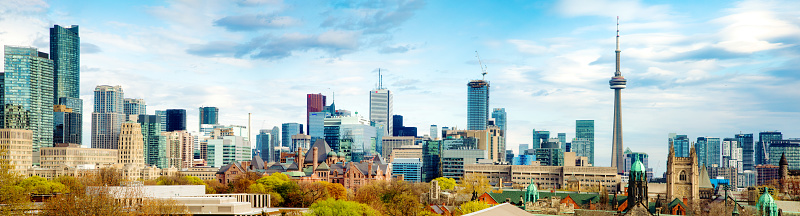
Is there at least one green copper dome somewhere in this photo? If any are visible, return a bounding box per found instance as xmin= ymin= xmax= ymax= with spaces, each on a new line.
xmin=524 ymin=179 xmax=539 ymax=203
xmin=756 ymin=188 xmax=778 ymax=216
xmin=630 ymin=158 xmax=645 ymax=173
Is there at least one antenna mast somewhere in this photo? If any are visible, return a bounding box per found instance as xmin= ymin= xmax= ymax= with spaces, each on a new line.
xmin=475 ymin=51 xmax=488 ymax=80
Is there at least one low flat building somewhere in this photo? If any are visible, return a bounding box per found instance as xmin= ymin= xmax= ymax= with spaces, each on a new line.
xmin=179 ymin=167 xmax=219 ymax=181
xmin=442 ymin=149 xmax=486 ymax=181
xmin=39 ymin=143 xmax=118 ymax=169
xmin=465 ymin=164 xmax=621 ymax=193
xmin=390 ymin=145 xmax=422 ymax=162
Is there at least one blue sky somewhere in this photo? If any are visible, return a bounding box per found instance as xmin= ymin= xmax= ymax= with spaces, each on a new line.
xmin=1 ymin=0 xmax=799 ymax=176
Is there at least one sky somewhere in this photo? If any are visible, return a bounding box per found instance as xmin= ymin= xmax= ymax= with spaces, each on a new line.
xmin=1 ymin=0 xmax=799 ymax=176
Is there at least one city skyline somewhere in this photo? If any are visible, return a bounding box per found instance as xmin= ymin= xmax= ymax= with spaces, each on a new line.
xmin=1 ymin=0 xmax=799 ymax=176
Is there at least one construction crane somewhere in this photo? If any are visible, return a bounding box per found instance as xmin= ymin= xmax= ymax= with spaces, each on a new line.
xmin=475 ymin=51 xmax=488 ymax=80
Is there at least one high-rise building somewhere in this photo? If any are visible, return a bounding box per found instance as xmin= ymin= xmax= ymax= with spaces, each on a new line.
xmin=91 ymin=85 xmax=124 ymax=149
xmin=123 ymin=98 xmax=146 ymax=121
xmin=206 ymin=135 xmax=249 ymax=167
xmin=575 ymin=120 xmax=594 ymax=164
xmin=519 ymin=144 xmax=529 ymax=155
xmin=281 ymin=123 xmax=302 ymax=148
xmin=704 ymin=137 xmax=722 ymax=167
xmin=199 ymin=107 xmax=219 ymax=129
xmin=137 ymin=114 xmax=165 ymax=168
xmin=163 ymin=130 xmax=194 ymax=169
xmin=491 ymin=108 xmax=506 ymax=151
xmin=392 ymin=158 xmax=422 ymax=182
xmin=370 ymin=88 xmax=393 ymax=136
xmin=422 ymin=140 xmax=442 ymax=182
xmin=3 ymin=46 xmax=54 ymax=151
xmin=623 ymin=148 xmax=654 ymax=180
xmin=535 ymin=147 xmax=564 ymax=166
xmin=768 ymin=139 xmax=800 ymax=170
xmin=392 ymin=115 xmax=403 ymax=136
xmin=50 ymin=25 xmax=80 ymax=102
xmin=669 ymin=134 xmax=690 ymax=158
xmin=307 ymin=93 xmax=326 ymax=134
xmin=308 ymin=111 xmax=327 ymax=143
xmin=467 ymin=80 xmax=490 ymax=130
xmin=165 ymin=109 xmax=186 ymax=132
xmin=609 ymin=20 xmax=627 ymax=174
xmin=155 ymin=110 xmax=167 ymax=132
xmin=256 ymin=129 xmax=271 ymax=162
xmin=696 ymin=137 xmax=708 ymax=167
xmin=532 ymin=130 xmax=549 ymax=150
xmin=430 ymin=125 xmax=438 ymax=140
xmin=757 ymin=131 xmax=782 ymax=165
xmin=736 ymin=133 xmax=754 ymax=171
xmin=53 ymin=105 xmax=81 ymax=145
xmin=557 ymin=133 xmax=566 ymax=152
xmin=270 ymin=126 xmax=280 ymax=159
xmin=118 ymin=122 xmax=145 ymax=167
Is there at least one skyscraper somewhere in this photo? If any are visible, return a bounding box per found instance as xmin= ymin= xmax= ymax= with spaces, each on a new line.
xmin=92 ymin=85 xmax=124 ymax=149
xmin=123 ymin=98 xmax=146 ymax=121
xmin=558 ymin=133 xmax=566 ymax=152
xmin=736 ymin=133 xmax=754 ymax=171
xmin=492 ymin=108 xmax=507 ymax=152
xmin=308 ymin=111 xmax=327 ymax=143
xmin=467 ymin=80 xmax=490 ymax=130
xmin=610 ymin=18 xmax=627 ymax=174
xmin=137 ymin=114 xmax=165 ymax=168
xmin=282 ymin=123 xmax=301 ymax=148
xmin=118 ymin=122 xmax=145 ymax=167
xmin=392 ymin=115 xmax=403 ymax=136
xmin=270 ymin=126 xmax=280 ymax=158
xmin=50 ymin=25 xmax=83 ymax=142
xmin=532 ymin=130 xmax=549 ymax=150
xmin=370 ymin=88 xmax=393 ymax=136
xmin=165 ymin=109 xmax=186 ymax=132
xmin=669 ymin=134 xmax=690 ymax=158
xmin=50 ymin=25 xmax=80 ymax=102
xmin=519 ymin=144 xmax=529 ymax=155
xmin=575 ymin=120 xmax=595 ymax=165
xmin=307 ymin=93 xmax=326 ymax=134
xmin=430 ymin=125 xmax=438 ymax=139
xmin=696 ymin=137 xmax=708 ymax=167
xmin=199 ymin=107 xmax=218 ymax=129
xmin=256 ymin=129 xmax=271 ymax=162
xmin=155 ymin=110 xmax=167 ymax=132
xmin=757 ymin=131 xmax=782 ymax=165
xmin=3 ymin=46 xmax=54 ymax=151
xmin=53 ymin=105 xmax=81 ymax=145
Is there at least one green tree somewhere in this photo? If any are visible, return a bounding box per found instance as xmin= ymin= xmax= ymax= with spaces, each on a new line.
xmin=18 ymin=175 xmax=68 ymax=194
xmin=0 ymin=146 xmax=28 ymax=214
xmin=306 ymin=198 xmax=380 ymax=216
xmin=458 ymin=174 xmax=491 ymax=201
xmin=432 ymin=177 xmax=456 ymax=191
xmin=183 ymin=176 xmax=204 ymax=185
xmin=459 ymin=200 xmax=489 ymax=214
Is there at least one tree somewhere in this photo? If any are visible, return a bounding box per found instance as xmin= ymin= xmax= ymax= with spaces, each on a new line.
xmin=460 ymin=200 xmax=489 ymax=214
xmin=204 ymin=179 xmax=226 ymax=194
xmin=0 ymin=146 xmax=29 ymax=214
xmin=255 ymin=173 xmax=290 ymax=192
xmin=306 ymin=198 xmax=380 ymax=216
xmin=433 ymin=177 xmax=456 ymax=191
xmin=458 ymin=174 xmax=491 ymax=201
xmin=18 ymin=176 xmax=68 ymax=194
xmin=325 ymin=182 xmax=347 ymax=200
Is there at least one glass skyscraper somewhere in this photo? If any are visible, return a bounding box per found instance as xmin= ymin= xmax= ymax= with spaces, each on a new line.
xmin=53 ymin=105 xmax=81 ymax=145
xmin=123 ymin=98 xmax=146 ymax=121
xmin=575 ymin=120 xmax=595 ymax=164
xmin=370 ymin=89 xmax=392 ymax=136
xmin=256 ymin=129 xmax=272 ymax=162
xmin=282 ymin=123 xmax=301 ymax=148
xmin=308 ymin=111 xmax=328 ymax=143
xmin=137 ymin=114 xmax=166 ymax=168
xmin=199 ymin=107 xmax=219 ymax=129
xmin=669 ymin=134 xmax=690 ymax=158
xmin=3 ymin=46 xmax=55 ymax=151
xmin=491 ymin=108 xmax=506 ymax=158
xmin=50 ymin=25 xmax=80 ymax=101
xmin=696 ymin=137 xmax=708 ymax=167
xmin=422 ymin=140 xmax=442 ymax=182
xmin=706 ymin=137 xmax=722 ymax=167
xmin=769 ymin=139 xmax=800 ymax=170
xmin=467 ymin=80 xmax=489 ymax=130
xmin=757 ymin=131 xmax=782 ymax=165
xmin=165 ymin=109 xmax=186 ymax=132
xmin=736 ymin=133 xmax=754 ymax=171
xmin=532 ymin=130 xmax=549 ymax=150
xmin=91 ymin=85 xmax=124 ymax=149
xmin=307 ymin=93 xmax=326 ymax=134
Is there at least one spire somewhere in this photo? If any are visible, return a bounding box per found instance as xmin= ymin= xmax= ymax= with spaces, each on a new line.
xmin=615 ymin=16 xmax=621 ymax=76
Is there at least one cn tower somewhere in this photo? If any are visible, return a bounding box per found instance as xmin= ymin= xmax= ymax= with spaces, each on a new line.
xmin=610 ymin=17 xmax=627 ymax=174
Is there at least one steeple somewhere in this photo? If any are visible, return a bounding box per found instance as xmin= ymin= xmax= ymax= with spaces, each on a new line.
xmin=615 ymin=16 xmax=621 ymax=76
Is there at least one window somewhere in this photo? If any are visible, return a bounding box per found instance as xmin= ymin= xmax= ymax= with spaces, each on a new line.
xmin=679 ymin=171 xmax=687 ymax=181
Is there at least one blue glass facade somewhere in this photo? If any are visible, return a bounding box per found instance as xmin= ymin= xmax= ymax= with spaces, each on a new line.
xmin=3 ymin=46 xmax=54 ymax=151
xmin=575 ymin=120 xmax=594 ymax=164
xmin=512 ymin=154 xmax=536 ymax=165
xmin=422 ymin=140 xmax=442 ymax=182
xmin=53 ymin=110 xmax=81 ymax=144
xmin=670 ymin=134 xmax=690 ymax=158
xmin=165 ymin=109 xmax=186 ymax=132
xmin=282 ymin=123 xmax=301 ymax=148
xmin=256 ymin=129 xmax=272 ymax=162
xmin=123 ymin=98 xmax=146 ymax=121
xmin=467 ymin=80 xmax=489 ymax=130
xmin=769 ymin=139 xmax=800 ymax=169
xmin=308 ymin=112 xmax=328 ymax=143
xmin=340 ymin=124 xmax=376 ymax=162
xmin=535 ymin=148 xmax=564 ymax=166
xmin=50 ymin=25 xmax=80 ymax=100
xmin=199 ymin=107 xmax=218 ymax=128
xmin=392 ymin=158 xmax=422 ymax=182
xmin=138 ymin=114 xmax=166 ymax=168
xmin=532 ymin=130 xmax=549 ymax=150
xmin=706 ymin=137 xmax=722 ymax=167
xmin=736 ymin=133 xmax=754 ymax=171
xmin=696 ymin=137 xmax=708 ymax=167
xmin=758 ymin=131 xmax=782 ymax=165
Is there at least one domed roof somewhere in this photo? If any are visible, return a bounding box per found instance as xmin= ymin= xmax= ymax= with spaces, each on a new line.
xmin=338 ymin=151 xmax=346 ymax=157
xmin=631 ymin=158 xmax=645 ymax=173
xmin=758 ymin=188 xmax=775 ymax=205
xmin=327 ymin=151 xmax=337 ymax=157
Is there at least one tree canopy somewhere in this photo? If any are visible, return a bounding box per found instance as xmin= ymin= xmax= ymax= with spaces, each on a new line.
xmin=432 ymin=177 xmax=456 ymax=191
xmin=307 ymin=198 xmax=379 ymax=216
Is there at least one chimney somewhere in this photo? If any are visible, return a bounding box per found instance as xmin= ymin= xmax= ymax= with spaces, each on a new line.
xmin=313 ymin=147 xmax=319 ymax=170
xmin=297 ymin=147 xmax=304 ymax=168
xmin=368 ymin=160 xmax=373 ymax=177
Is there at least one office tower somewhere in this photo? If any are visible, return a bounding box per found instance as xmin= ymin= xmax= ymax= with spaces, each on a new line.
xmin=53 ymin=105 xmax=81 ymax=145
xmin=757 ymin=131 xmax=782 ymax=165
xmin=206 ymin=135 xmax=249 ymax=167
xmin=623 ymin=148 xmax=653 ymax=180
xmin=669 ymin=134 xmax=690 ymax=158
xmin=50 ymin=25 xmax=80 ymax=101
xmin=282 ymin=123 xmax=301 ymax=148
xmin=505 ymin=150 xmax=514 ymax=162
xmin=92 ymin=85 xmax=124 ymax=149
xmin=392 ymin=115 xmax=403 ymax=136
xmin=535 ymin=148 xmax=564 ymax=166
xmin=339 ymin=122 xmax=377 ymax=162
xmin=736 ymin=133 xmax=754 ymax=171
xmin=392 ymin=158 xmax=422 ymax=182
xmin=467 ymin=80 xmax=490 ymax=130
xmin=609 ymin=19 xmax=627 ymax=174
xmin=519 ymin=144 xmax=529 ymax=155
xmin=257 ymin=129 xmax=271 ymax=162
xmin=165 ymin=109 xmax=186 ymax=132
xmin=308 ymin=111 xmax=327 ymax=143
xmin=137 ymin=114 xmax=166 ymax=168
xmin=155 ymin=110 xmax=167 ymax=132
xmin=163 ymin=130 xmax=194 ymax=168
xmin=558 ymin=133 xmax=566 ymax=151
xmin=532 ymin=130 xmax=549 ymax=150
xmin=123 ymin=98 xmax=146 ymax=121
xmin=696 ymin=137 xmax=708 ymax=167
xmin=307 ymin=93 xmax=326 ymax=134
xmin=199 ymin=107 xmax=219 ymax=130
xmin=118 ymin=122 xmax=145 ymax=167
xmin=575 ymin=120 xmax=595 ymax=165
xmin=2 ymin=46 xmax=54 ymax=151
xmin=704 ymin=137 xmax=722 ymax=167
xmin=370 ymin=88 xmax=393 ymax=136
xmin=422 ymin=140 xmax=442 ymax=182
xmin=430 ymin=125 xmax=438 ymax=139
xmin=491 ymin=108 xmax=507 ymax=153
xmin=769 ymin=140 xmax=800 ymax=169
xmin=722 ymin=138 xmax=741 ymax=169
xmin=270 ymin=126 xmax=280 ymax=158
